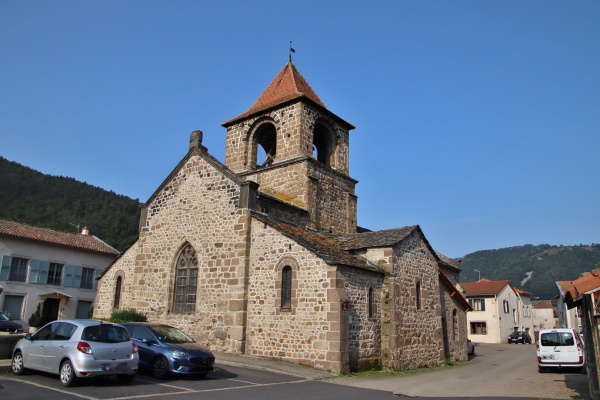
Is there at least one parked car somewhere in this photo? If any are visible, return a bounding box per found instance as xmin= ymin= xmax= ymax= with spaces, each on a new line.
xmin=0 ymin=313 xmax=23 ymax=333
xmin=537 ymin=328 xmax=586 ymax=373
xmin=508 ymin=331 xmax=532 ymax=344
xmin=123 ymin=322 xmax=215 ymax=379
xmin=467 ymin=339 xmax=475 ymax=356
xmin=11 ymin=319 xmax=139 ymax=386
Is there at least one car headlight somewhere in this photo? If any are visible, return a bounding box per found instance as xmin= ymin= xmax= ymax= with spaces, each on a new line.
xmin=171 ymin=350 xmax=188 ymax=358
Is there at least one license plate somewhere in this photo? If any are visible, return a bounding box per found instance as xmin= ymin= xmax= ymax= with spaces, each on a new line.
xmin=101 ymin=363 xmax=127 ymax=372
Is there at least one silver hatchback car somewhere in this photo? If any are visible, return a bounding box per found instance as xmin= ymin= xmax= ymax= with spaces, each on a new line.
xmin=11 ymin=319 xmax=139 ymax=386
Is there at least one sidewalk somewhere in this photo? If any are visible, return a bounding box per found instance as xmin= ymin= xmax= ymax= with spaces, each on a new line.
xmin=0 ymin=352 xmax=337 ymax=380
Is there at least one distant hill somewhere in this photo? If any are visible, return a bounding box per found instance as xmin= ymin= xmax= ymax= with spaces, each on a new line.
xmin=0 ymin=156 xmax=141 ymax=251
xmin=460 ymin=244 xmax=600 ymax=300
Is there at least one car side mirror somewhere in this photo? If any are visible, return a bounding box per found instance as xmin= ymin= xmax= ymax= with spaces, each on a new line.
xmin=142 ymin=338 xmax=156 ymax=345
xmin=24 ymin=333 xmax=32 ymax=341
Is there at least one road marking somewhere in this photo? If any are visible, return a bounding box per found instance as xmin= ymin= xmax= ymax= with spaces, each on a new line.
xmin=108 ymin=379 xmax=311 ymax=400
xmin=0 ymin=376 xmax=99 ymax=400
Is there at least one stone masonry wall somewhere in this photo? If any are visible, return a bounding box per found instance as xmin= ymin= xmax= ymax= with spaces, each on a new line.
xmin=440 ymin=284 xmax=469 ymax=362
xmin=246 ymin=219 xmax=343 ymax=373
xmin=97 ymin=154 xmax=250 ymax=352
xmin=338 ymin=266 xmax=383 ymax=371
xmin=94 ymin=243 xmax=137 ymax=318
xmin=391 ymin=232 xmax=445 ymax=369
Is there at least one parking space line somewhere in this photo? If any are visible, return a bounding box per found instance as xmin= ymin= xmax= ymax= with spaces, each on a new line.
xmin=1 ymin=376 xmax=99 ymax=400
xmin=108 ymin=379 xmax=311 ymax=400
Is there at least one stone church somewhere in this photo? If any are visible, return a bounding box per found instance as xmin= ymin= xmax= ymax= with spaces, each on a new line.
xmin=95 ymin=62 xmax=471 ymax=373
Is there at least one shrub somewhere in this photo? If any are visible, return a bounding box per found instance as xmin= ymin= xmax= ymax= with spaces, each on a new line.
xmin=28 ymin=303 xmax=44 ymax=327
xmin=108 ymin=308 xmax=147 ymax=323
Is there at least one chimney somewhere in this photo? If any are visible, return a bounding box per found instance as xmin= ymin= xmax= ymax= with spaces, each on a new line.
xmin=81 ymin=226 xmax=89 ymax=235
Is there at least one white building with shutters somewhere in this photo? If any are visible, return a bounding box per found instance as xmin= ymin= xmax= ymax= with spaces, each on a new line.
xmin=0 ymin=219 xmax=118 ymax=329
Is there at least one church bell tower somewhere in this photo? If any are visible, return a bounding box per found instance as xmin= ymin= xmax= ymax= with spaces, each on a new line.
xmin=222 ymin=62 xmax=358 ymax=234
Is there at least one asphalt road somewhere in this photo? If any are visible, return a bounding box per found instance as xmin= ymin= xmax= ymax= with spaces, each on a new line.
xmin=0 ymin=342 xmax=592 ymax=399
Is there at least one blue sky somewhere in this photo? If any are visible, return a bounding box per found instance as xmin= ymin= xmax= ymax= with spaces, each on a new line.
xmin=1 ymin=1 xmax=598 ymax=258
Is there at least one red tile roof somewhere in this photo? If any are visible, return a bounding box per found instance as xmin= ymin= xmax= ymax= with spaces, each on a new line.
xmin=461 ymin=279 xmax=513 ymax=296
xmin=0 ymin=219 xmax=119 ymax=256
xmin=515 ymin=287 xmax=534 ymax=298
xmin=559 ymin=269 xmax=600 ymax=305
xmin=223 ymin=62 xmax=326 ymax=125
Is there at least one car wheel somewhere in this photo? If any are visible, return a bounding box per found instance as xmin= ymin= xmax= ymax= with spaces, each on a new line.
xmin=118 ymin=374 xmax=135 ymax=384
xmin=538 ymin=366 xmax=545 ymax=373
xmin=60 ymin=360 xmax=78 ymax=387
xmin=152 ymin=356 xmax=170 ymax=379
xmin=11 ymin=351 xmax=26 ymax=375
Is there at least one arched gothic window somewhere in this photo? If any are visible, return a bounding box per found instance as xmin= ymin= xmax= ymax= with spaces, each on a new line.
xmin=113 ymin=276 xmax=122 ymax=309
xmin=281 ymin=266 xmax=292 ymax=309
xmin=173 ymin=244 xmax=198 ymax=314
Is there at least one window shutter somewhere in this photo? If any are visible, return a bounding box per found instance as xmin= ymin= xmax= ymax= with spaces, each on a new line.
xmin=481 ymin=298 xmax=486 ymax=311
xmin=73 ymin=266 xmax=82 ymax=288
xmin=38 ymin=261 xmax=50 ymax=285
xmin=0 ymin=255 xmax=12 ymax=281
xmin=64 ymin=265 xmax=75 ymax=287
xmin=93 ymin=269 xmax=98 ymax=290
xmin=29 ymin=259 xmax=40 ymax=283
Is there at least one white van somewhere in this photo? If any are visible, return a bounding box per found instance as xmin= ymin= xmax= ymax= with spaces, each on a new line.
xmin=537 ymin=328 xmax=586 ymax=373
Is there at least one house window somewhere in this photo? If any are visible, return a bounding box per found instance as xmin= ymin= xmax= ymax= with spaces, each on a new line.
xmin=469 ymin=298 xmax=486 ymax=311
xmin=471 ymin=322 xmax=487 ymax=335
xmin=503 ymin=300 xmax=509 ymax=313
xmin=8 ymin=257 xmax=28 ymax=282
xmin=47 ymin=263 xmax=63 ymax=285
xmin=76 ymin=300 xmax=93 ymax=319
xmin=513 ymin=308 xmax=517 ymax=323
xmin=453 ymin=310 xmax=458 ymax=341
xmin=368 ymin=287 xmax=375 ymax=318
xmin=2 ymin=295 xmax=24 ymax=320
xmin=416 ymin=281 xmax=421 ymax=310
xmin=80 ymin=267 xmax=94 ymax=289
xmin=173 ymin=244 xmax=198 ymax=314
xmin=281 ymin=266 xmax=292 ymax=309
xmin=113 ymin=276 xmax=122 ymax=309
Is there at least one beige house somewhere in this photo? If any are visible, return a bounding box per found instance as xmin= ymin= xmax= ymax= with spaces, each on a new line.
xmin=95 ymin=62 xmax=471 ymax=373
xmin=462 ymin=279 xmax=525 ymax=344
xmin=532 ymin=299 xmax=558 ymax=333
xmin=0 ymin=220 xmax=118 ymax=329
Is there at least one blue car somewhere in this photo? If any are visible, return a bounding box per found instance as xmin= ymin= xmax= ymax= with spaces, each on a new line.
xmin=122 ymin=322 xmax=215 ymax=379
xmin=0 ymin=313 xmax=23 ymax=333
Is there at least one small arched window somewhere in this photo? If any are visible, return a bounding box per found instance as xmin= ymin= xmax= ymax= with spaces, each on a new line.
xmin=113 ymin=276 xmax=122 ymax=309
xmin=368 ymin=287 xmax=375 ymax=318
xmin=173 ymin=244 xmax=199 ymax=314
xmin=416 ymin=281 xmax=421 ymax=310
xmin=453 ymin=309 xmax=458 ymax=341
xmin=281 ymin=266 xmax=292 ymax=309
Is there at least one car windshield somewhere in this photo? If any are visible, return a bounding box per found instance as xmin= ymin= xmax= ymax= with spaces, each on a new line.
xmin=540 ymin=332 xmax=575 ymax=347
xmin=82 ymin=324 xmax=130 ymax=343
xmin=150 ymin=326 xmax=194 ymax=343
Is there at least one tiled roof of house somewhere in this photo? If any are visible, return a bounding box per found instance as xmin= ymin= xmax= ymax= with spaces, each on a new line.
xmin=223 ymin=63 xmax=325 ymax=126
xmin=251 ymin=212 xmax=379 ymax=272
xmin=0 ymin=219 xmax=119 ymax=256
xmin=460 ymin=278 xmax=512 ymax=296
xmin=558 ymin=269 xmax=600 ymax=306
xmin=515 ymin=287 xmax=534 ymax=298
xmin=532 ymin=299 xmax=554 ymax=309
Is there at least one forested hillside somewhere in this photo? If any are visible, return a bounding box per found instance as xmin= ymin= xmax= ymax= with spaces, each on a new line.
xmin=0 ymin=156 xmax=141 ymax=251
xmin=460 ymin=244 xmax=600 ymax=300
